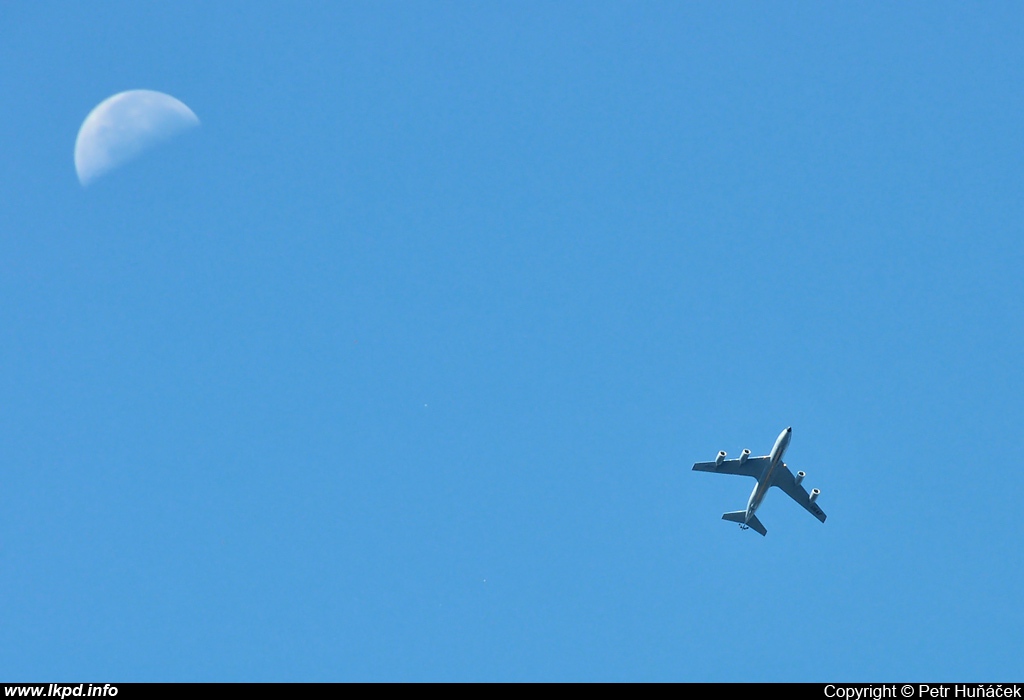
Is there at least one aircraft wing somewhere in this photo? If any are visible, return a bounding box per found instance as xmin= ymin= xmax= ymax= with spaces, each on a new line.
xmin=692 ymin=456 xmax=768 ymax=479
xmin=771 ymin=464 xmax=827 ymax=523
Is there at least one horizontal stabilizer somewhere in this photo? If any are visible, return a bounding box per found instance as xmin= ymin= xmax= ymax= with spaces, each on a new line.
xmin=745 ymin=515 xmax=767 ymax=536
xmin=722 ymin=510 xmax=767 ymax=536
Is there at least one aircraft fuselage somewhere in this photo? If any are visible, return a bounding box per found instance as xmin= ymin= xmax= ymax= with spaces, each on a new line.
xmin=745 ymin=426 xmax=791 ymax=521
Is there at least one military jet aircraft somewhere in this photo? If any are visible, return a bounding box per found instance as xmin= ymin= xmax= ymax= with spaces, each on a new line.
xmin=692 ymin=427 xmax=825 ymax=536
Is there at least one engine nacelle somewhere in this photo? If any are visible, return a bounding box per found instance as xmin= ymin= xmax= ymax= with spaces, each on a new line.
xmin=715 ymin=451 xmax=726 ymax=466
xmin=738 ymin=449 xmax=750 ymax=465
xmin=794 ymin=471 xmax=805 ymax=487
xmin=809 ymin=488 xmax=820 ymax=503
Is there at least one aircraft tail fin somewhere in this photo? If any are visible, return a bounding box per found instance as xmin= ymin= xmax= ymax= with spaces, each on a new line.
xmin=721 ymin=511 xmax=767 ymax=536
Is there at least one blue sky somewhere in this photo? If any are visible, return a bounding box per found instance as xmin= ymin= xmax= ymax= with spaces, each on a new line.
xmin=1 ymin=2 xmax=1022 ymax=681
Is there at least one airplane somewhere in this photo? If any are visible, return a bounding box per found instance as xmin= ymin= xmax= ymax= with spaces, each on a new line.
xmin=691 ymin=427 xmax=825 ymax=536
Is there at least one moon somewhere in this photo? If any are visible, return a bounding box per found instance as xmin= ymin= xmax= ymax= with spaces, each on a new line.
xmin=74 ymin=89 xmax=200 ymax=186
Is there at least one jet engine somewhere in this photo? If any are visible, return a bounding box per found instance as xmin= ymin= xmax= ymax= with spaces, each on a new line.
xmin=809 ymin=488 xmax=820 ymax=503
xmin=738 ymin=449 xmax=750 ymax=465
xmin=794 ymin=471 xmax=806 ymax=486
xmin=715 ymin=451 xmax=726 ymax=466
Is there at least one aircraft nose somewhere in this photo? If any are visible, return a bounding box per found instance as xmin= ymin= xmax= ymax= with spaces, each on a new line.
xmin=787 ymin=427 xmax=792 ymax=433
